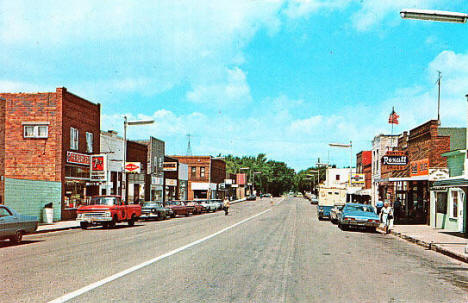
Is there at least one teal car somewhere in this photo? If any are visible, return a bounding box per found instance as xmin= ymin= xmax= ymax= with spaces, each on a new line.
xmin=338 ymin=203 xmax=380 ymax=232
xmin=0 ymin=205 xmax=38 ymax=243
xmin=141 ymin=201 xmax=173 ymax=220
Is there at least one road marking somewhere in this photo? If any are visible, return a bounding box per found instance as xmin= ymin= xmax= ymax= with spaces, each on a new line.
xmin=48 ymin=208 xmax=272 ymax=303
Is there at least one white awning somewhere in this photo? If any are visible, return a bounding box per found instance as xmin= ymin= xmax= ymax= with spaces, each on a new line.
xmin=191 ymin=182 xmax=210 ymax=190
xmin=356 ymin=189 xmax=371 ymax=196
xmin=346 ymin=187 xmax=362 ymax=195
xmin=379 ymin=175 xmax=429 ymax=182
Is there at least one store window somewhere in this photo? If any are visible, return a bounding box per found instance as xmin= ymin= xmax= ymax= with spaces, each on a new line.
xmin=450 ymin=190 xmax=459 ymax=219
xmin=24 ymin=125 xmax=48 ymax=138
xmin=436 ymin=192 xmax=448 ymax=214
xmin=70 ymin=127 xmax=79 ymax=150
xmin=86 ymin=132 xmax=93 ymax=153
xmin=336 ymin=175 xmax=340 ymax=181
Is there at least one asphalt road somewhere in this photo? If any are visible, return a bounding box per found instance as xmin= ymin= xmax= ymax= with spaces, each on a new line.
xmin=1 ymin=197 xmax=468 ymax=303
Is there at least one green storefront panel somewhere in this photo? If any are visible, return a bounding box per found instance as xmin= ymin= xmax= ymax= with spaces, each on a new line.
xmin=4 ymin=178 xmax=62 ymax=222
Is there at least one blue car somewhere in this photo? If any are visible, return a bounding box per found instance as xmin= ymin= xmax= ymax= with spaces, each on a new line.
xmin=337 ymin=203 xmax=380 ymax=232
xmin=0 ymin=205 xmax=38 ymax=243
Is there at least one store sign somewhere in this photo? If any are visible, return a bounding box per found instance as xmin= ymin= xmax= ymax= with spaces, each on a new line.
xmin=382 ymin=155 xmax=408 ymax=166
xmin=429 ymin=168 xmax=449 ymax=181
xmin=350 ymin=173 xmax=365 ymax=185
xmin=163 ymin=162 xmax=177 ymax=171
xmin=165 ymin=179 xmax=177 ymax=186
xmin=125 ymin=162 xmax=141 ymax=173
xmin=224 ymin=179 xmax=233 ymax=185
xmin=237 ymin=173 xmax=246 ymax=185
xmin=151 ymin=176 xmax=163 ymax=185
xmin=410 ymin=159 xmax=429 ymax=177
xmin=66 ymin=151 xmax=90 ymax=166
xmin=90 ymin=154 xmax=107 ymax=181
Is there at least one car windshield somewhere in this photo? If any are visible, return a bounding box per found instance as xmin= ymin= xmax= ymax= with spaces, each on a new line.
xmin=345 ymin=205 xmax=375 ymax=213
xmin=91 ymin=197 xmax=117 ymax=206
xmin=143 ymin=202 xmax=162 ymax=207
xmin=166 ymin=201 xmax=180 ymax=205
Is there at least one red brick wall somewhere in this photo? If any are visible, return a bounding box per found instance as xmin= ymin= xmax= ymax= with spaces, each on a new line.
xmin=0 ymin=98 xmax=5 ymax=202
xmin=0 ymin=92 xmax=61 ymax=182
xmin=211 ymin=159 xmax=226 ymax=184
xmin=172 ymin=156 xmax=211 ymax=183
xmin=127 ymin=140 xmax=147 ymax=171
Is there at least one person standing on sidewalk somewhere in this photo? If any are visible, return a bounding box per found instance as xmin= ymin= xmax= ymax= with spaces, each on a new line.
xmin=223 ymin=199 xmax=230 ymax=216
xmin=380 ymin=202 xmax=393 ymax=234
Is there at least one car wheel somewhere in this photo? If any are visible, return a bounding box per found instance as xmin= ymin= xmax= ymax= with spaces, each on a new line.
xmin=10 ymin=230 xmax=23 ymax=244
xmin=109 ymin=216 xmax=117 ymax=228
xmin=128 ymin=215 xmax=136 ymax=226
xmin=80 ymin=222 xmax=89 ymax=230
xmin=185 ymin=211 xmax=190 ymax=217
xmin=171 ymin=212 xmax=176 ymax=218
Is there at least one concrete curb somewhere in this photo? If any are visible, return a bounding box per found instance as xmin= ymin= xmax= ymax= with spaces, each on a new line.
xmin=35 ymin=224 xmax=81 ymax=234
xmin=230 ymin=198 xmax=247 ymax=205
xmin=378 ymin=227 xmax=468 ymax=263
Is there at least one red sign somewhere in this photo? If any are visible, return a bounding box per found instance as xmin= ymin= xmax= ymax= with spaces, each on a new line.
xmin=125 ymin=162 xmax=141 ymax=173
xmin=236 ymin=173 xmax=246 ymax=185
xmin=410 ymin=159 xmax=429 ymax=177
xmin=92 ymin=156 xmax=105 ymax=171
xmin=66 ymin=151 xmax=90 ymax=166
xmin=90 ymin=154 xmax=107 ymax=181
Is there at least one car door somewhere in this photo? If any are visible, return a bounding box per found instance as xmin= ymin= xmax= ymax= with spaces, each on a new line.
xmin=0 ymin=206 xmax=18 ymax=238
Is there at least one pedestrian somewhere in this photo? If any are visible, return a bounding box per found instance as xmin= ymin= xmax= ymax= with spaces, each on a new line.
xmin=394 ymin=198 xmax=401 ymax=223
xmin=380 ymin=201 xmax=393 ymax=234
xmin=223 ymin=199 xmax=230 ymax=216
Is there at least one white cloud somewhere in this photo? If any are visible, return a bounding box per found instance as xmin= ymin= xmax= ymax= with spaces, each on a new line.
xmin=284 ymin=0 xmax=351 ymax=19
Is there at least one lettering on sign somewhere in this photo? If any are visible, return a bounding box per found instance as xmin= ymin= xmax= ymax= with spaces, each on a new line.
xmin=163 ymin=162 xmax=177 ymax=171
xmin=90 ymin=154 xmax=107 ymax=181
xmin=410 ymin=159 xmax=429 ymax=177
xmin=67 ymin=151 xmax=90 ymax=166
xmin=382 ymin=155 xmax=408 ymax=166
xmin=125 ymin=162 xmax=141 ymax=173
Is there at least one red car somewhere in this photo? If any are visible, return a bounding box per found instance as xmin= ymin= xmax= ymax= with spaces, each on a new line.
xmin=166 ymin=200 xmax=190 ymax=217
xmin=184 ymin=200 xmax=204 ymax=215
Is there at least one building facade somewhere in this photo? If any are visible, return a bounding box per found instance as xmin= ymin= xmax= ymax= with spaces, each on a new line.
xmin=0 ymin=87 xmax=100 ymax=221
xmin=371 ymin=134 xmax=399 ymax=205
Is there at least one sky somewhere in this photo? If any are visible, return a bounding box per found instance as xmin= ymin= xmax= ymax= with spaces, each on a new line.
xmin=1 ymin=0 xmax=467 ymax=171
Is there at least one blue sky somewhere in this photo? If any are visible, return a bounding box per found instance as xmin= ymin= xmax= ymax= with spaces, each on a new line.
xmin=1 ymin=0 xmax=468 ymax=170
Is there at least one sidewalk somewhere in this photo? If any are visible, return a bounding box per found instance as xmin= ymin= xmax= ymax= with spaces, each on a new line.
xmin=380 ymin=224 xmax=468 ymax=263
xmin=36 ymin=220 xmax=80 ymax=233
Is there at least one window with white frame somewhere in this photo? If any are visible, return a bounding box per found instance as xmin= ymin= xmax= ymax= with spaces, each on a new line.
xmin=449 ymin=189 xmax=461 ymax=219
xmin=70 ymin=127 xmax=79 ymax=150
xmin=86 ymin=132 xmax=93 ymax=153
xmin=23 ymin=124 xmax=48 ymax=138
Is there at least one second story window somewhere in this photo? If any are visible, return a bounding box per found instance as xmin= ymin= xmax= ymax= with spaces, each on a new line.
xmin=86 ymin=132 xmax=93 ymax=153
xmin=23 ymin=124 xmax=48 ymax=138
xmin=70 ymin=127 xmax=79 ymax=150
xmin=191 ymin=167 xmax=196 ymax=177
xmin=200 ymin=167 xmax=205 ymax=178
xmin=335 ymin=175 xmax=340 ymax=181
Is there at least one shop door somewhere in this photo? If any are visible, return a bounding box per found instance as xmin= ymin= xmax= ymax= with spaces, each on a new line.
xmin=458 ymin=190 xmax=465 ymax=233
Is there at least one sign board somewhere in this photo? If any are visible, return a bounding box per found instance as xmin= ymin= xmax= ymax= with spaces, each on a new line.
xmin=165 ymin=179 xmax=177 ymax=186
xmin=350 ymin=173 xmax=365 ymax=185
xmin=151 ymin=176 xmax=163 ymax=185
xmin=90 ymin=154 xmax=107 ymax=181
xmin=67 ymin=151 xmax=90 ymax=166
xmin=382 ymin=155 xmax=408 ymax=166
xmin=237 ymin=173 xmax=246 ymax=185
xmin=429 ymin=168 xmax=449 ymax=181
xmin=125 ymin=162 xmax=141 ymax=173
xmin=163 ymin=162 xmax=177 ymax=171
xmin=224 ymin=179 xmax=233 ymax=185
xmin=410 ymin=159 xmax=429 ymax=177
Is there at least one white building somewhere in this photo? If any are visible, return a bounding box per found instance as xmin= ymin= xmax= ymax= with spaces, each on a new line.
xmin=324 ymin=168 xmax=354 ymax=188
xmin=99 ymin=130 xmax=124 ymax=196
xmin=371 ymin=134 xmax=399 ymax=205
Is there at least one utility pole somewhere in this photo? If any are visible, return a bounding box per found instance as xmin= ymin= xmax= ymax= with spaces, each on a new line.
xmin=437 ymin=71 xmax=442 ymax=125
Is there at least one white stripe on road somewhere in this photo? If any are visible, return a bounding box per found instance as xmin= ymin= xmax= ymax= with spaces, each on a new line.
xmin=48 ymin=208 xmax=272 ymax=303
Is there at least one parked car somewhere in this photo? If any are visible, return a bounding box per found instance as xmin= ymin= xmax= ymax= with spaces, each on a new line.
xmin=0 ymin=205 xmax=38 ymax=243
xmin=77 ymin=195 xmax=141 ymax=229
xmin=140 ymin=201 xmax=173 ymax=220
xmin=166 ymin=200 xmax=190 ymax=217
xmin=210 ymin=199 xmax=224 ymax=210
xmin=184 ymin=200 xmax=204 ymax=215
xmin=260 ymin=193 xmax=272 ymax=198
xmin=246 ymin=195 xmax=256 ymax=201
xmin=310 ymin=197 xmax=318 ymax=205
xmin=337 ymin=203 xmax=380 ymax=232
xmin=330 ymin=205 xmax=344 ymax=224
xmin=198 ymin=199 xmax=218 ymax=212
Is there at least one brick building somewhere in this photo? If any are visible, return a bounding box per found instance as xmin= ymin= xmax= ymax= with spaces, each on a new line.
xmin=0 ymin=87 xmax=100 ymax=221
xmin=126 ymin=140 xmax=148 ymax=203
xmin=355 ymin=151 xmax=372 ymax=202
xmin=170 ymin=156 xmax=226 ymax=200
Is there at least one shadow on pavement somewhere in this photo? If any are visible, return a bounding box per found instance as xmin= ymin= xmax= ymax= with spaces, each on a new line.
xmin=0 ymin=240 xmax=42 ymax=248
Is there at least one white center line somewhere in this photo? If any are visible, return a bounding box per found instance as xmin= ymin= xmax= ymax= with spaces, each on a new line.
xmin=48 ymin=208 xmax=272 ymax=303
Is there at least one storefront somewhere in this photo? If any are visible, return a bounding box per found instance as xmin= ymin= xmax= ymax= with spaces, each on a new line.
xmin=431 ymin=179 xmax=467 ymax=233
xmin=165 ymin=178 xmax=178 ymax=201
xmin=191 ymin=182 xmax=209 ymax=199
xmin=63 ymin=151 xmax=99 ymax=219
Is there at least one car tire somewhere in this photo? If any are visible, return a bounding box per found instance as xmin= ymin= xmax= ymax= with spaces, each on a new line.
xmin=10 ymin=230 xmax=23 ymax=244
xmin=128 ymin=215 xmax=136 ymax=226
xmin=80 ymin=222 xmax=89 ymax=230
xmin=171 ymin=212 xmax=176 ymax=218
xmin=109 ymin=216 xmax=117 ymax=228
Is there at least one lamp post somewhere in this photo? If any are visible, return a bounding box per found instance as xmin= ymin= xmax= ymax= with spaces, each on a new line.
xmin=329 ymin=141 xmax=353 ymax=187
xmin=253 ymin=171 xmax=261 ymax=196
xmin=122 ymin=116 xmax=154 ymax=203
xmin=400 ymin=9 xmax=468 ymax=23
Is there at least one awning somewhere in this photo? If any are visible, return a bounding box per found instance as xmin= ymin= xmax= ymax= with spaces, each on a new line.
xmin=379 ymin=175 xmax=429 ymax=182
xmin=356 ymin=189 xmax=371 ymax=196
xmin=432 ymin=178 xmax=468 ymax=188
xmin=346 ymin=187 xmax=362 ymax=195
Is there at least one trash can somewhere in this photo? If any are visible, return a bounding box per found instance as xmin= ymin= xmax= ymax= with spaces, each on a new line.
xmin=43 ymin=203 xmax=54 ymax=224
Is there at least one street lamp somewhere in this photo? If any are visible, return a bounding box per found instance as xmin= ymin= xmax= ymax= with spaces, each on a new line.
xmin=329 ymin=141 xmax=353 ymax=187
xmin=122 ymin=116 xmax=154 ymax=203
xmin=400 ymin=9 xmax=468 ymax=23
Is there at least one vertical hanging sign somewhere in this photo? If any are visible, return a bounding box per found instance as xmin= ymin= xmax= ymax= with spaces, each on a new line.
xmin=90 ymin=154 xmax=108 ymax=181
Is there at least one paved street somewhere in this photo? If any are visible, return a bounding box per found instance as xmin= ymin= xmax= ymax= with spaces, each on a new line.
xmin=2 ymin=197 xmax=468 ymax=303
